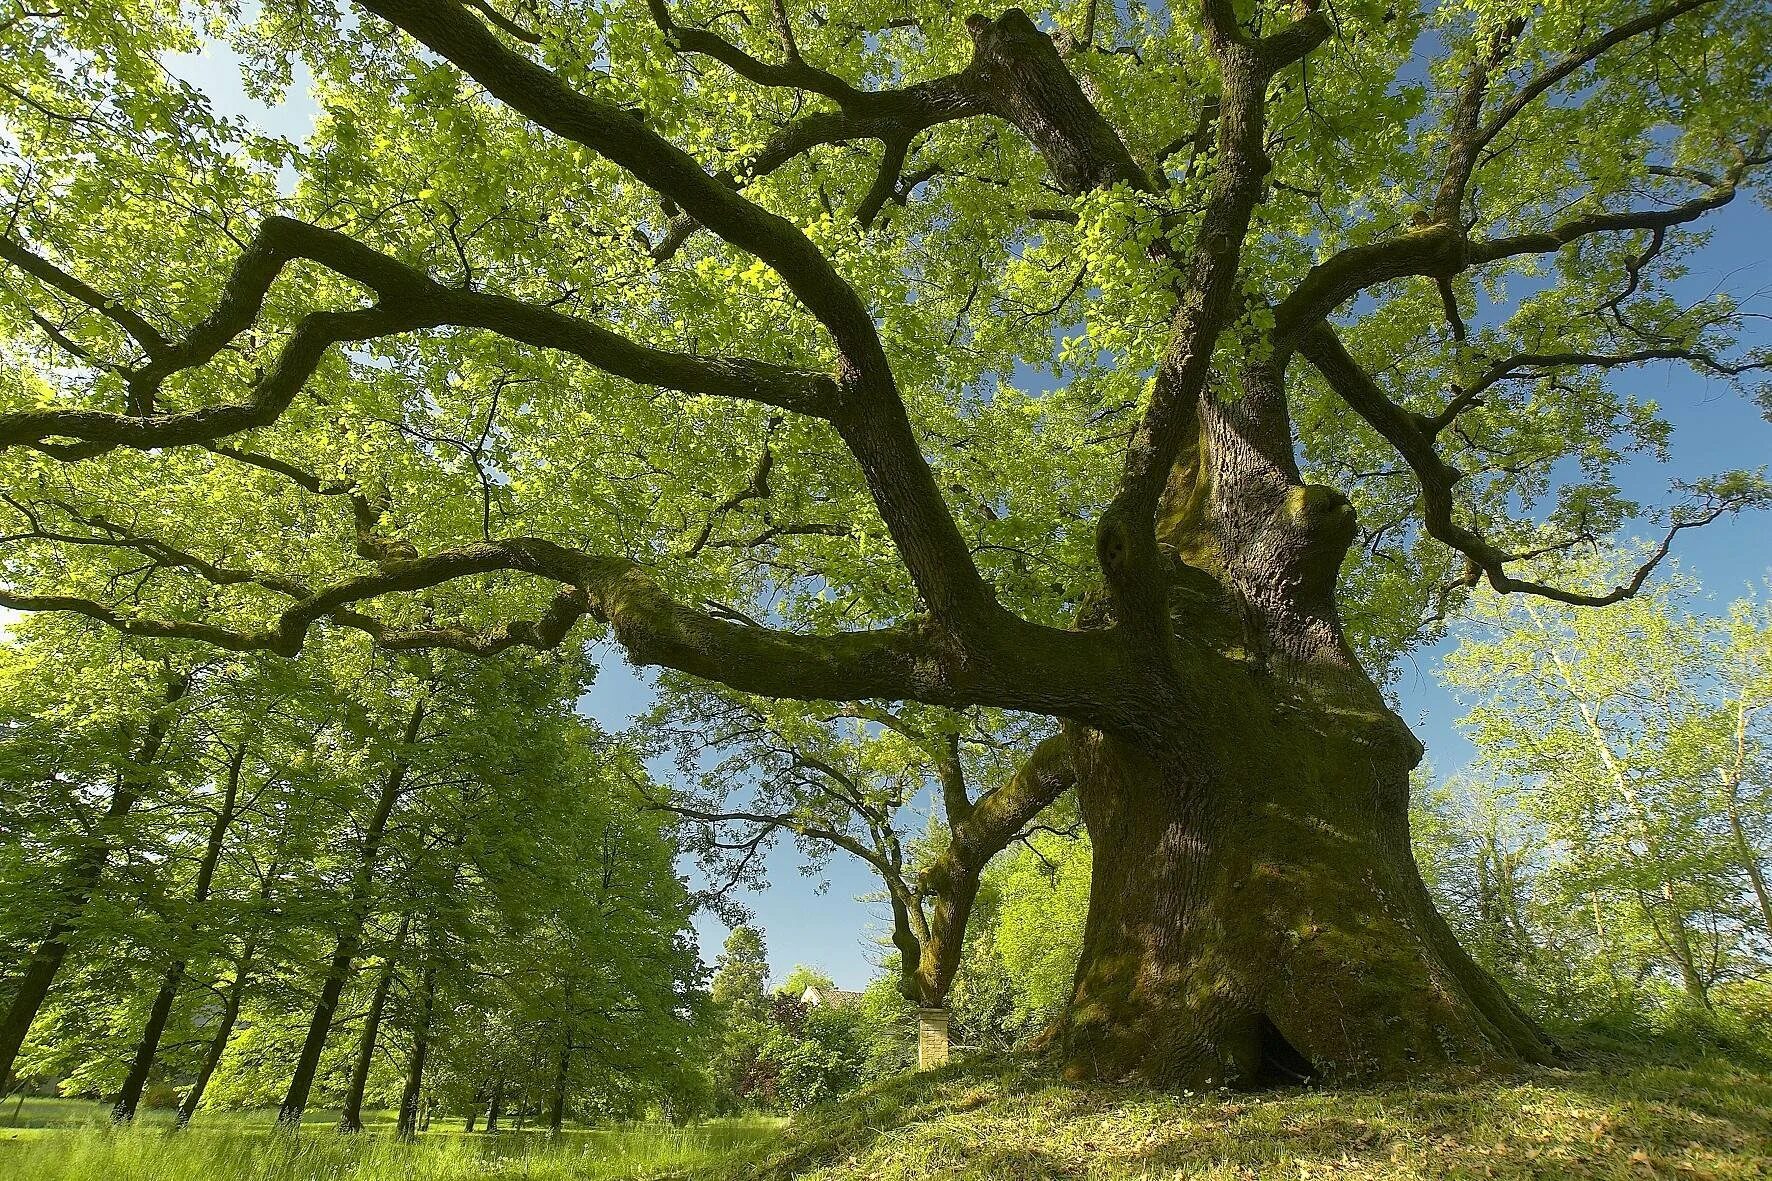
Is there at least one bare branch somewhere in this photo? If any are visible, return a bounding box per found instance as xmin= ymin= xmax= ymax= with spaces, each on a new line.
xmin=1299 ymin=322 xmax=1765 ymax=608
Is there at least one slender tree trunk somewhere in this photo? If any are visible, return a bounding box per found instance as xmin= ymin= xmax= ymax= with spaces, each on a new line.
xmin=174 ymin=942 xmax=255 ymax=1128
xmin=113 ymin=742 xmax=247 ymax=1123
xmin=1730 ymin=809 xmax=1772 ymax=942
xmin=1536 ymin=623 xmax=1712 ymax=1008
xmin=176 ymin=855 xmax=281 ymax=1129
xmin=338 ymin=911 xmax=411 ymax=1132
xmin=1661 ymin=901 xmax=1712 ymax=1008
xmin=111 ymin=964 xmax=186 ymax=1121
xmin=278 ymin=696 xmax=426 ymax=1128
xmin=1722 ymin=704 xmax=1772 ymax=941
xmin=548 ymin=1038 xmax=570 ymax=1133
xmin=396 ymin=956 xmax=437 ymax=1142
xmin=484 ymin=1077 xmax=504 ymax=1133
xmin=0 ymin=674 xmax=189 ymax=1089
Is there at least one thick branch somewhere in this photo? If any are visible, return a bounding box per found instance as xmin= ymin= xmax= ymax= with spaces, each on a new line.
xmin=1100 ymin=1 xmax=1330 ymax=631
xmin=0 ymin=217 xmax=836 ymax=456
xmin=0 ymin=233 xmax=172 ymax=359
xmin=1 ymin=532 xmax=1129 ymax=720
xmin=357 ymin=1 xmax=1004 ymax=631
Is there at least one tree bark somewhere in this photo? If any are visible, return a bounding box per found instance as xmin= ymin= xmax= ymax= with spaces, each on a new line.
xmin=396 ymin=954 xmax=437 ymax=1142
xmin=337 ymin=911 xmax=411 ymax=1132
xmin=113 ymin=740 xmax=247 ymax=1123
xmin=0 ymin=674 xmax=189 ymax=1089
xmin=277 ymin=695 xmax=426 ymax=1127
xmin=1046 ymin=352 xmax=1555 ymax=1086
xmin=1048 ymin=678 xmax=1555 ymax=1087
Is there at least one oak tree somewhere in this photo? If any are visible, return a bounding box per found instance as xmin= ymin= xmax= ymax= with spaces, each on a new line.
xmin=3 ymin=0 xmax=1770 ymax=1085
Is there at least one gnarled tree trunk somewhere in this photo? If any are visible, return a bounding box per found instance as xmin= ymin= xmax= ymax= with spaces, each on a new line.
xmin=1045 ymin=356 xmax=1554 ymax=1088
xmin=1052 ymin=682 xmax=1551 ymax=1087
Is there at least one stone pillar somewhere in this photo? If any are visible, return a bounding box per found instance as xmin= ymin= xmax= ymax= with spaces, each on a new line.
xmin=917 ymin=1008 xmax=950 ymax=1070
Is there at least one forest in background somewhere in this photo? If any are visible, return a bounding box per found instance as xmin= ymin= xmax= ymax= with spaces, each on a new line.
xmin=3 ymin=559 xmax=1768 ymax=1132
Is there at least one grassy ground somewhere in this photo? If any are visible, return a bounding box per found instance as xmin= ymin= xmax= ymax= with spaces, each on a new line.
xmin=0 ymin=1099 xmax=780 ymax=1180
xmin=691 ymin=1048 xmax=1772 ymax=1181
xmin=7 ymin=1046 xmax=1770 ymax=1180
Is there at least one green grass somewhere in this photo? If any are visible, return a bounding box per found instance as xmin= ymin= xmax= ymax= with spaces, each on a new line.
xmin=0 ymin=1099 xmax=781 ymax=1180
xmin=689 ymin=1048 xmax=1772 ymax=1180
xmin=9 ymin=1046 xmax=1772 ymax=1180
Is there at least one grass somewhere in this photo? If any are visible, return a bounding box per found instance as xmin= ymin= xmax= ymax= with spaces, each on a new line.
xmin=7 ymin=1044 xmax=1771 ymax=1180
xmin=0 ymin=1099 xmax=781 ymax=1180
xmin=689 ymin=1046 xmax=1772 ymax=1180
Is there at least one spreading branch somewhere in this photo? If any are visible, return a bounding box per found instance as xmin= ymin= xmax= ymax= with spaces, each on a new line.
xmin=1299 ymin=323 xmax=1764 ymax=608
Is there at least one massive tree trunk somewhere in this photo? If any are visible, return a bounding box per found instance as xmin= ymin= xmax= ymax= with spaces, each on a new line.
xmin=0 ymin=674 xmax=189 ymax=1090
xmin=1050 ymin=684 xmax=1552 ymax=1087
xmin=114 ymin=741 xmax=247 ymax=1123
xmin=277 ymin=696 xmax=425 ymax=1127
xmin=338 ymin=911 xmax=411 ymax=1133
xmin=1044 ymin=357 xmax=1555 ymax=1088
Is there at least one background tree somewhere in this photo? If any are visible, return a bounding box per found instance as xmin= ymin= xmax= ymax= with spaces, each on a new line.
xmin=0 ymin=616 xmax=701 ymax=1125
xmin=1431 ymin=567 xmax=1772 ymax=1022
xmin=0 ymin=619 xmax=206 ymax=1093
xmin=648 ymin=681 xmax=1071 ymax=1037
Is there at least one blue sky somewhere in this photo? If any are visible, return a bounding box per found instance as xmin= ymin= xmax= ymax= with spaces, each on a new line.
xmin=155 ymin=31 xmax=1772 ymax=991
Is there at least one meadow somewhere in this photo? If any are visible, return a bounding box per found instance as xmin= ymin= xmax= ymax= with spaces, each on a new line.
xmin=7 ymin=1044 xmax=1772 ymax=1181
xmin=0 ymin=1099 xmax=781 ymax=1181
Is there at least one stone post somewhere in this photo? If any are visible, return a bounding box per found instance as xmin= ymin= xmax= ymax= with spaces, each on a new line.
xmin=917 ymin=1007 xmax=950 ymax=1070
